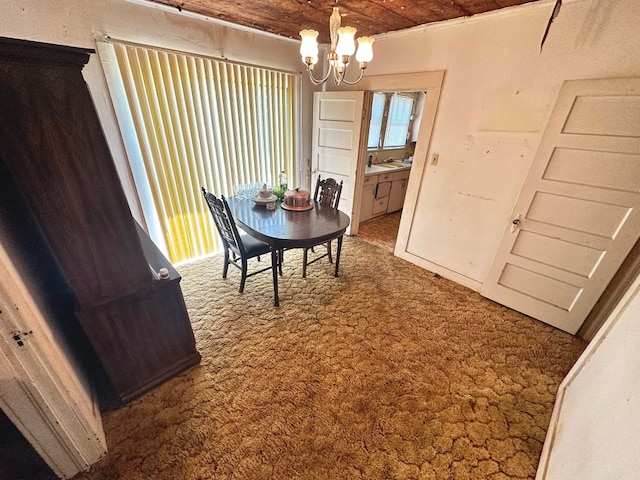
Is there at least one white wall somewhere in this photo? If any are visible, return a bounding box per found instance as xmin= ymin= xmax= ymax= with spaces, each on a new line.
xmin=4 ymin=0 xmax=640 ymax=285
xmin=344 ymin=0 xmax=640 ymax=287
xmin=536 ymin=272 xmax=640 ymax=479
xmin=3 ymin=0 xmax=315 ymax=223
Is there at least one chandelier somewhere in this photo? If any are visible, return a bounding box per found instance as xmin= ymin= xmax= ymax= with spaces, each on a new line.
xmin=299 ymin=4 xmax=374 ymax=86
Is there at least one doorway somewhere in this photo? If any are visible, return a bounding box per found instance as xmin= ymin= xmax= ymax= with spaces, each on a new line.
xmin=0 ymin=410 xmax=56 ymax=480
xmin=357 ymin=211 xmax=402 ymax=253
xmin=343 ymin=71 xmax=444 ymax=255
xmin=0 ymin=156 xmax=108 ymax=478
xmin=357 ymin=90 xmax=425 ymax=251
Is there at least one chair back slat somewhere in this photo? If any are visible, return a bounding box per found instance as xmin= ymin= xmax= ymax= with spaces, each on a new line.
xmin=314 ymin=175 xmax=343 ymax=209
xmin=201 ymin=188 xmax=244 ymax=256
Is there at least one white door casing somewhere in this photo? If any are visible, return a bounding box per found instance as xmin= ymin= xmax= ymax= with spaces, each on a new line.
xmin=320 ymin=72 xmax=444 ymax=241
xmin=312 ymin=91 xmax=367 ymax=234
xmin=0 ymin=241 xmax=107 ymax=478
xmin=482 ymin=77 xmax=640 ymax=334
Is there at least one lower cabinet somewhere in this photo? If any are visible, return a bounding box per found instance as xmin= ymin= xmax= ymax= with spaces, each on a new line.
xmin=372 ymin=196 xmax=390 ymax=216
xmin=361 ymin=182 xmax=376 ymax=222
xmin=76 ymin=278 xmax=200 ymax=405
xmin=388 ymin=178 xmax=408 ymax=212
xmin=361 ymin=168 xmax=411 ymax=222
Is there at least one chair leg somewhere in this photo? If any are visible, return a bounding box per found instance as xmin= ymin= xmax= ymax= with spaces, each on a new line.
xmin=278 ymin=249 xmax=283 ymax=276
xmin=327 ymin=241 xmax=333 ymax=263
xmin=222 ymin=249 xmax=230 ymax=278
xmin=302 ymin=248 xmax=309 ymax=278
xmin=239 ymin=257 xmax=248 ymax=293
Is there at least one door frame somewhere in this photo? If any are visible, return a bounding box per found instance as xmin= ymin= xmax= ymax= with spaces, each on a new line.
xmin=349 ymin=72 xmax=444 ymax=242
xmin=0 ymin=241 xmax=106 ymax=479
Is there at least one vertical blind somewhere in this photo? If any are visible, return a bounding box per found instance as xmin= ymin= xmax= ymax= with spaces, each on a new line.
xmin=110 ymin=42 xmax=298 ymax=263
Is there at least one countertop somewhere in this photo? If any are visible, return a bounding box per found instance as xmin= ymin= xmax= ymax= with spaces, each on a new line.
xmin=365 ymin=163 xmax=412 ymax=176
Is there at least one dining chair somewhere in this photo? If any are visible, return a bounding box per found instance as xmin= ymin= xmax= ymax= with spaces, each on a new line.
xmin=302 ymin=175 xmax=343 ymax=278
xmin=201 ymin=187 xmax=275 ymax=293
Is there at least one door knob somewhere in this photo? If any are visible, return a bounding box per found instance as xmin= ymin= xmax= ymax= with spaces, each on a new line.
xmin=510 ymin=214 xmax=522 ymax=233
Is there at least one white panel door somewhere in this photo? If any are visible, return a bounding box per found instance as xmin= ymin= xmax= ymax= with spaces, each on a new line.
xmin=482 ymin=77 xmax=640 ymax=334
xmin=312 ymin=91 xmax=365 ymax=233
xmin=0 ymin=241 xmax=106 ymax=478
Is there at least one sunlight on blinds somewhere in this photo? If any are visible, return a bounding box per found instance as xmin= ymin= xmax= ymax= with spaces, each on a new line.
xmin=110 ymin=43 xmax=298 ymax=263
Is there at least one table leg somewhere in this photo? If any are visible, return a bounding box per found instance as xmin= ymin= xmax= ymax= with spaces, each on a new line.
xmin=271 ymin=247 xmax=280 ymax=306
xmin=334 ymin=235 xmax=343 ymax=277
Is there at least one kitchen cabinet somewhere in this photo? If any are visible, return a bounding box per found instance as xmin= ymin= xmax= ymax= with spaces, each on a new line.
xmin=388 ymin=179 xmax=408 ymax=212
xmin=372 ymin=172 xmax=393 ymax=219
xmin=361 ymin=167 xmax=411 ymax=222
xmin=361 ymin=179 xmax=377 ymax=222
xmin=388 ymin=169 xmax=411 ymax=212
xmin=375 ymin=179 xmax=392 ymax=199
xmin=372 ymin=196 xmax=390 ymax=216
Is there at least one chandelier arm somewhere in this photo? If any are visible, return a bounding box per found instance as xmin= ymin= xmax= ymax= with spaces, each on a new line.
xmin=306 ymin=66 xmax=333 ymax=86
xmin=339 ymin=68 xmax=366 ymax=86
xmin=332 ymin=65 xmax=346 ymax=86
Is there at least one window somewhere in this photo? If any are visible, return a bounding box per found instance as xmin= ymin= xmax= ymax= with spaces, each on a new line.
xmin=367 ymin=93 xmax=415 ymax=150
xmin=100 ymin=41 xmax=299 ymax=263
xmin=384 ymin=94 xmax=414 ymax=148
xmin=367 ymin=93 xmax=386 ymax=149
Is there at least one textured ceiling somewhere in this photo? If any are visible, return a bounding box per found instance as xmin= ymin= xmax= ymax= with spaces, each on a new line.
xmin=147 ymin=0 xmax=539 ymax=43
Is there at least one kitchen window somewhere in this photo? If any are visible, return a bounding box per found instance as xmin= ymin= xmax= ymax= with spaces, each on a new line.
xmin=367 ymin=92 xmax=415 ymax=150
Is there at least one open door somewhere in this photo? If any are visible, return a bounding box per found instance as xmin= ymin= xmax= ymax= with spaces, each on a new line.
xmin=312 ymin=91 xmax=369 ymax=234
xmin=0 ymin=240 xmax=107 ymax=479
xmin=482 ymin=77 xmax=640 ymax=334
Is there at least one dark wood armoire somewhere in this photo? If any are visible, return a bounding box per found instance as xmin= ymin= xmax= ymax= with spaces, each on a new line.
xmin=0 ymin=37 xmax=201 ymax=406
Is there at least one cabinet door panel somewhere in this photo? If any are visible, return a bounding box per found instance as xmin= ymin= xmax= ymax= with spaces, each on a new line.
xmin=372 ymin=197 xmax=389 ymax=216
xmin=388 ymin=179 xmax=408 ymax=212
xmin=360 ymin=184 xmax=376 ymax=222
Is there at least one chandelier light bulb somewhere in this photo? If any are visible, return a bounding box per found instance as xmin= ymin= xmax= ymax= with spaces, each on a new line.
xmin=335 ymin=26 xmax=357 ymax=57
xmin=355 ymin=37 xmax=375 ymax=63
xmin=299 ymin=29 xmax=319 ymax=62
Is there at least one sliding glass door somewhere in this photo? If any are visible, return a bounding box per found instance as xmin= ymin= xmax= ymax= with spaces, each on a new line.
xmin=100 ymin=41 xmax=300 ymax=263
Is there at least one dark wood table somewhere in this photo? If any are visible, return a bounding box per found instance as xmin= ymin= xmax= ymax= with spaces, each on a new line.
xmin=226 ymin=197 xmax=351 ymax=306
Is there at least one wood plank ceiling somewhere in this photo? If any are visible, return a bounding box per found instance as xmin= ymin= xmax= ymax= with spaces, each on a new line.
xmin=146 ymin=0 xmax=540 ymax=43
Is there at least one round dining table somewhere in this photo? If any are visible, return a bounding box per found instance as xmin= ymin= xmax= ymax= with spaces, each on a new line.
xmin=225 ymin=196 xmax=351 ymax=306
